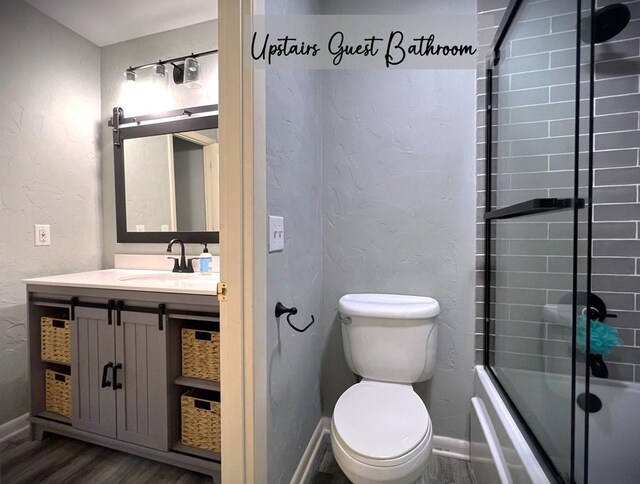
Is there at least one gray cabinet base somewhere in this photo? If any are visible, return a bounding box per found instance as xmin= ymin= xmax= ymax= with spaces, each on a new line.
xmin=30 ymin=417 xmax=221 ymax=482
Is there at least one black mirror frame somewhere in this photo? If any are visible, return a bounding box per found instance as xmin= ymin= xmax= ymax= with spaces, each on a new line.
xmin=111 ymin=105 xmax=219 ymax=244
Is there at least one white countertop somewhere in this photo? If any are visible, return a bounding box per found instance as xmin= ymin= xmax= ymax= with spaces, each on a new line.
xmin=24 ymin=269 xmax=219 ymax=296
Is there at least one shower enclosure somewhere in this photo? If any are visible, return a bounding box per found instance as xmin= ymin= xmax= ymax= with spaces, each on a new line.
xmin=482 ymin=0 xmax=638 ymax=483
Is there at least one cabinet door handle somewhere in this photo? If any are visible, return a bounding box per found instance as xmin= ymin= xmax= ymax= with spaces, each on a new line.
xmin=112 ymin=363 xmax=123 ymax=390
xmin=101 ymin=362 xmax=114 ymax=388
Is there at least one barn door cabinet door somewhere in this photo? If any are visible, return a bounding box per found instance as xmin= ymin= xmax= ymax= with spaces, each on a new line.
xmin=115 ymin=310 xmax=169 ymax=451
xmin=72 ymin=305 xmax=169 ymax=451
xmin=72 ymin=306 xmax=117 ymax=438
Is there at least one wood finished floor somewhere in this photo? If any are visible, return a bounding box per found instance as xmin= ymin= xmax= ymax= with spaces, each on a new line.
xmin=1 ymin=431 xmax=475 ymax=484
xmin=0 ymin=431 xmax=211 ymax=484
xmin=307 ymin=435 xmax=474 ymax=484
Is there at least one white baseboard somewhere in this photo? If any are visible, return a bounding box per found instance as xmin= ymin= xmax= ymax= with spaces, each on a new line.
xmin=290 ymin=417 xmax=331 ymax=484
xmin=290 ymin=417 xmax=470 ymax=483
xmin=0 ymin=413 xmax=29 ymax=444
xmin=432 ymin=435 xmax=470 ymax=461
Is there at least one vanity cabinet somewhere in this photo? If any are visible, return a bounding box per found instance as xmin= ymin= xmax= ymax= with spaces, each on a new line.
xmin=73 ymin=307 xmax=168 ymax=450
xmin=25 ymin=279 xmax=221 ymax=481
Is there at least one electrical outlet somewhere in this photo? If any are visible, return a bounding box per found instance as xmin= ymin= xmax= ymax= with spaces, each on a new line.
xmin=34 ymin=224 xmax=51 ymax=246
xmin=269 ymin=215 xmax=284 ymax=252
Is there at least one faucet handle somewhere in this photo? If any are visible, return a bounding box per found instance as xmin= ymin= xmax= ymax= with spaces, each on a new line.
xmin=186 ymin=257 xmax=198 ymax=273
xmin=167 ymin=256 xmax=180 ymax=273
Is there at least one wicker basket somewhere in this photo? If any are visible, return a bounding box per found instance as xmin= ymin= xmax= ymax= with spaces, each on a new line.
xmin=182 ymin=327 xmax=220 ymax=382
xmin=41 ymin=316 xmax=71 ymax=364
xmin=181 ymin=389 xmax=221 ymax=453
xmin=45 ymin=367 xmax=72 ymax=418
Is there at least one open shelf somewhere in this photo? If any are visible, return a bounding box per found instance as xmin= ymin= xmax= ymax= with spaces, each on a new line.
xmin=42 ymin=358 xmax=71 ymax=366
xmin=174 ymin=376 xmax=220 ymax=392
xmin=37 ymin=411 xmax=71 ymax=425
xmin=172 ymin=441 xmax=221 ymax=462
xmin=31 ymin=300 xmax=71 ymax=309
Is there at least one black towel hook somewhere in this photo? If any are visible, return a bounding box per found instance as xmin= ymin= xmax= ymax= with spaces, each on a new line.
xmin=275 ymin=302 xmax=315 ymax=333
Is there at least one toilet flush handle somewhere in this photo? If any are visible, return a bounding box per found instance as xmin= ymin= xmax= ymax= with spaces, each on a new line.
xmin=338 ymin=313 xmax=351 ymax=325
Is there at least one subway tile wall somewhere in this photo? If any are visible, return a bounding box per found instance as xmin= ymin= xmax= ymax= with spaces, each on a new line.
xmin=476 ymin=0 xmax=640 ymax=381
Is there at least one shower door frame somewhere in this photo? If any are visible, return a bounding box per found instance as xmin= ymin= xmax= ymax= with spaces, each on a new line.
xmin=482 ymin=0 xmax=594 ymax=482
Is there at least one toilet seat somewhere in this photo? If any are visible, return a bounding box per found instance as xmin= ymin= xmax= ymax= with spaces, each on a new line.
xmin=332 ymin=380 xmax=432 ymax=467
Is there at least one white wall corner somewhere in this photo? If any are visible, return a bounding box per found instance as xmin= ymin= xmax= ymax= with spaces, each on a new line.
xmin=0 ymin=413 xmax=29 ymax=444
xmin=290 ymin=417 xmax=331 ymax=484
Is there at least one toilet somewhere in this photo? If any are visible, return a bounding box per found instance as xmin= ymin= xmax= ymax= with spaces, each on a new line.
xmin=331 ymin=293 xmax=440 ymax=484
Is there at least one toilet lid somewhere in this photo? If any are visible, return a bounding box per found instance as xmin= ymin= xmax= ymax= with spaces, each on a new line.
xmin=339 ymin=293 xmax=440 ymax=319
xmin=333 ymin=380 xmax=430 ymax=461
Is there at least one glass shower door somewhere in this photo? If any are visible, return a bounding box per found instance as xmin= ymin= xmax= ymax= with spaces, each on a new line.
xmin=484 ymin=0 xmax=593 ymax=482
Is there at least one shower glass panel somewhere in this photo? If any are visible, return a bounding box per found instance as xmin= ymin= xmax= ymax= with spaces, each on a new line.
xmin=574 ymin=3 xmax=593 ymax=482
xmin=485 ymin=0 xmax=593 ymax=482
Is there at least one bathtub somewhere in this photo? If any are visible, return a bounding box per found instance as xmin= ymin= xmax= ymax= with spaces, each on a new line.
xmin=471 ymin=365 xmax=640 ymax=484
xmin=573 ymin=377 xmax=640 ymax=484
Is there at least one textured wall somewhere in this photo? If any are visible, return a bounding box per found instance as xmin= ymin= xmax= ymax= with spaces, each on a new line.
xmin=0 ymin=0 xmax=102 ymax=425
xmin=101 ymin=21 xmax=218 ymax=265
xmin=476 ymin=0 xmax=640 ymax=382
xmin=320 ymin=0 xmax=477 ymax=441
xmin=265 ymin=0 xmax=323 ymax=481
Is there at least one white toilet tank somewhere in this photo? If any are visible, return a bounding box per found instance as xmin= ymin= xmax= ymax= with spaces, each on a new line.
xmin=338 ymin=294 xmax=440 ymax=383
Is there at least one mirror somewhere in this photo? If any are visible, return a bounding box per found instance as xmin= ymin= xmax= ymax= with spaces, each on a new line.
xmin=112 ymin=105 xmax=219 ymax=243
xmin=124 ymin=129 xmax=218 ymax=233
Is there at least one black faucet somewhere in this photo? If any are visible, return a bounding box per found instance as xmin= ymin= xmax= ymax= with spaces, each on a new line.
xmin=166 ymin=239 xmax=194 ymax=273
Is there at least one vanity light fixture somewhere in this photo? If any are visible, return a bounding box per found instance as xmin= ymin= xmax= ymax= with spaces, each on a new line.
xmin=172 ymin=62 xmax=185 ymax=85
xmin=183 ymin=57 xmax=201 ymax=88
xmin=154 ymin=63 xmax=166 ymax=78
xmin=122 ymin=49 xmax=216 ymax=87
xmin=184 ymin=57 xmax=199 ymax=80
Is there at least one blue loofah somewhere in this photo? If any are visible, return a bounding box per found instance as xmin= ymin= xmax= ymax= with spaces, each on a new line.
xmin=576 ymin=314 xmax=623 ymax=356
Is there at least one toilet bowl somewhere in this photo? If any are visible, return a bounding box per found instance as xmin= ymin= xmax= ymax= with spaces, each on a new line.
xmin=331 ymin=294 xmax=440 ymax=484
xmin=331 ymin=380 xmax=433 ymax=484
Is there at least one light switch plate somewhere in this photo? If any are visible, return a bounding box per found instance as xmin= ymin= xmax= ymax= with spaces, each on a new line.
xmin=34 ymin=224 xmax=51 ymax=246
xmin=269 ymin=215 xmax=284 ymax=252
